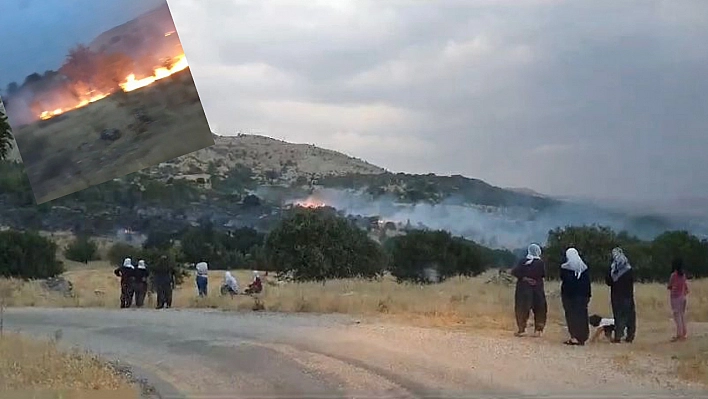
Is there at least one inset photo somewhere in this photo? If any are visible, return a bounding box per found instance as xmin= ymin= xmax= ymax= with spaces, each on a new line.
xmin=0 ymin=0 xmax=214 ymax=204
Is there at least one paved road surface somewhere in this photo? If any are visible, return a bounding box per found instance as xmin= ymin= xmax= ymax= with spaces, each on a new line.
xmin=3 ymin=308 xmax=706 ymax=398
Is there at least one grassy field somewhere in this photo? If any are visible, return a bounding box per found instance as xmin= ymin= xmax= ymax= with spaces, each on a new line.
xmin=12 ymin=67 xmax=214 ymax=203
xmin=0 ymin=332 xmax=137 ymax=397
xmin=2 ymin=262 xmax=708 ymax=387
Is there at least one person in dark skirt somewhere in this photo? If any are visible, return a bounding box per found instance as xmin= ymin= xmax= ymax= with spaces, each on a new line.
xmin=510 ymin=243 xmax=547 ymax=337
xmin=113 ymin=258 xmax=135 ymax=308
xmin=133 ymin=260 xmax=150 ymax=308
xmin=153 ymin=255 xmax=176 ymax=309
xmin=605 ymin=247 xmax=636 ymax=343
xmin=560 ymin=247 xmax=591 ymax=346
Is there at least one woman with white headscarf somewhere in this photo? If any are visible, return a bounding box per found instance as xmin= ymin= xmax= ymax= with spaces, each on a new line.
xmin=134 ymin=260 xmax=150 ymax=308
xmin=559 ymin=247 xmax=592 ymax=345
xmin=113 ymin=257 xmax=135 ymax=309
xmin=222 ymin=271 xmax=240 ymax=297
xmin=605 ymin=247 xmax=636 ymax=343
xmin=510 ymin=243 xmax=547 ymax=337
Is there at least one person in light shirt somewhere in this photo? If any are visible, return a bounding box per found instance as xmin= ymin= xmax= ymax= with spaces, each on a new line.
xmin=195 ymin=261 xmax=209 ymax=297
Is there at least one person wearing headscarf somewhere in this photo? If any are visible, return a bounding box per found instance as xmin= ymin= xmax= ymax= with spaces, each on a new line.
xmin=113 ymin=257 xmax=136 ymax=308
xmin=133 ymin=259 xmax=150 ymax=308
xmin=195 ymin=261 xmax=209 ymax=297
xmin=222 ymin=271 xmax=240 ymax=297
xmin=246 ymin=270 xmax=263 ymax=294
xmin=605 ymin=247 xmax=636 ymax=343
xmin=559 ymin=247 xmax=592 ymax=345
xmin=510 ymin=243 xmax=547 ymax=337
xmin=153 ymin=255 xmax=176 ymax=309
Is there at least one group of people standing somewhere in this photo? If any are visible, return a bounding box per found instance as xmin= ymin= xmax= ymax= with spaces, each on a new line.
xmin=511 ymin=244 xmax=690 ymax=345
xmin=114 ymin=258 xmax=266 ymax=308
xmin=113 ymin=256 xmax=176 ymax=309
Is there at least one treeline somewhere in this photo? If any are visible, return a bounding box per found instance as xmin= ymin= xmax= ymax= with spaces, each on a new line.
xmin=544 ymin=225 xmax=708 ymax=282
xmin=1 ymin=208 xmax=706 ymax=284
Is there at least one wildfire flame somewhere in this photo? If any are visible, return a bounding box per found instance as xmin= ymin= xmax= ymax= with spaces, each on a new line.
xmin=38 ymin=44 xmax=189 ymax=120
xmin=40 ymin=92 xmax=110 ymax=120
xmin=119 ymin=54 xmax=188 ymax=92
xmin=294 ymin=198 xmax=327 ymax=208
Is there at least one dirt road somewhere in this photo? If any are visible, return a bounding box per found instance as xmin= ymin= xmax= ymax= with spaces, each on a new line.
xmin=2 ymin=308 xmax=704 ymax=398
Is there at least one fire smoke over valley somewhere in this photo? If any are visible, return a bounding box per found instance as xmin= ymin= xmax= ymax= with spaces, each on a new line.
xmin=287 ymin=188 xmax=708 ymax=250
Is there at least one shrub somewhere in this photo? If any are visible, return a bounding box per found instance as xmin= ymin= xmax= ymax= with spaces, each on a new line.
xmin=387 ymin=229 xmax=487 ymax=284
xmin=0 ymin=230 xmax=64 ymax=279
xmin=64 ymin=236 xmax=100 ymax=264
xmin=264 ymin=207 xmax=387 ymax=282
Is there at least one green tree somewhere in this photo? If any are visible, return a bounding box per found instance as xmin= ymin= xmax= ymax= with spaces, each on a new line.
xmin=0 ymin=104 xmax=14 ymax=161
xmin=387 ymin=230 xmax=487 ymax=284
xmin=0 ymin=230 xmax=64 ymax=279
xmin=107 ymin=242 xmax=141 ymax=267
xmin=64 ymin=236 xmax=100 ymax=264
xmin=648 ymin=231 xmax=708 ymax=279
xmin=264 ymin=208 xmax=387 ymax=282
xmin=544 ymin=225 xmax=624 ymax=281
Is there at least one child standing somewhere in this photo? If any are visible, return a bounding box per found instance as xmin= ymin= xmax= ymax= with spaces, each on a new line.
xmin=668 ymin=257 xmax=690 ymax=342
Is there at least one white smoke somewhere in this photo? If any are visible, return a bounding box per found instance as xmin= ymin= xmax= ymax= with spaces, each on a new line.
xmin=287 ymin=188 xmax=708 ymax=250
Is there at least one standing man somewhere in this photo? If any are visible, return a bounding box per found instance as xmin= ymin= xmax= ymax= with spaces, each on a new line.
xmin=113 ymin=257 xmax=136 ymax=308
xmin=134 ymin=259 xmax=150 ymax=308
xmin=195 ymin=261 xmax=209 ymax=297
xmin=510 ymin=243 xmax=547 ymax=337
xmin=153 ymin=255 xmax=176 ymax=309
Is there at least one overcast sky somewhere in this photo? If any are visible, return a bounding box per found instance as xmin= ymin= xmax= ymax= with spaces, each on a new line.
xmin=0 ymin=0 xmax=164 ymax=88
xmin=165 ymin=0 xmax=708 ymax=202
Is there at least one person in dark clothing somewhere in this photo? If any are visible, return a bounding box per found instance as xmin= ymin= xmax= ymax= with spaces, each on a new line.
xmin=113 ymin=258 xmax=136 ymax=308
xmin=605 ymin=247 xmax=636 ymax=343
xmin=133 ymin=260 xmax=150 ymax=308
xmin=560 ymin=247 xmax=592 ymax=346
xmin=153 ymin=256 xmax=175 ymax=309
xmin=510 ymin=243 xmax=547 ymax=337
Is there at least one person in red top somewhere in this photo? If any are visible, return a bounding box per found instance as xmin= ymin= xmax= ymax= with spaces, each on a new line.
xmin=668 ymin=257 xmax=690 ymax=342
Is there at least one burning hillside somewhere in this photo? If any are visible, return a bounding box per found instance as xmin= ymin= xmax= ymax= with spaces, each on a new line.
xmin=38 ymin=50 xmax=188 ymax=121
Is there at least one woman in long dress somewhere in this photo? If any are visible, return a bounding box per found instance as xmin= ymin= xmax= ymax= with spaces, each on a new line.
xmin=560 ymin=247 xmax=592 ymax=346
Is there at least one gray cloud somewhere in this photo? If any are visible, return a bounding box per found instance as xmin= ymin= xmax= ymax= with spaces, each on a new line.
xmin=167 ymin=0 xmax=708 ymax=202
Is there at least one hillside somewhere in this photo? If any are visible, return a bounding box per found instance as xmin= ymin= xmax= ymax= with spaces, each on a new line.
xmin=89 ymin=2 xmax=181 ymax=71
xmin=1 ymin=130 xmax=705 ymax=248
xmin=146 ymin=134 xmax=386 ymax=183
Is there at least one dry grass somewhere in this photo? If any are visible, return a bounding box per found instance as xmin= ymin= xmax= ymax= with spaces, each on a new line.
xmin=0 ymin=332 xmax=137 ymax=396
xmin=3 ymin=265 xmax=708 ymax=387
xmin=13 ymin=67 xmax=213 ymax=204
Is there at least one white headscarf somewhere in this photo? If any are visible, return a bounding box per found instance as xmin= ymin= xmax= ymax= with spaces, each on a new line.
xmin=137 ymin=260 xmax=146 ymax=269
xmin=123 ymin=258 xmax=134 ymax=268
xmin=610 ymin=247 xmax=631 ymax=282
xmin=561 ymin=248 xmax=588 ymax=279
xmin=524 ymin=244 xmax=542 ymax=265
xmin=224 ymin=271 xmax=239 ymax=290
xmin=252 ymin=270 xmax=260 ymax=279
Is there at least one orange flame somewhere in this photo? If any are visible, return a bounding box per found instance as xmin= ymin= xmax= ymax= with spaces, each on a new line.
xmin=38 ymin=51 xmax=189 ymax=120
xmin=294 ymin=198 xmax=327 ymax=208
xmin=119 ymin=54 xmax=188 ymax=92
